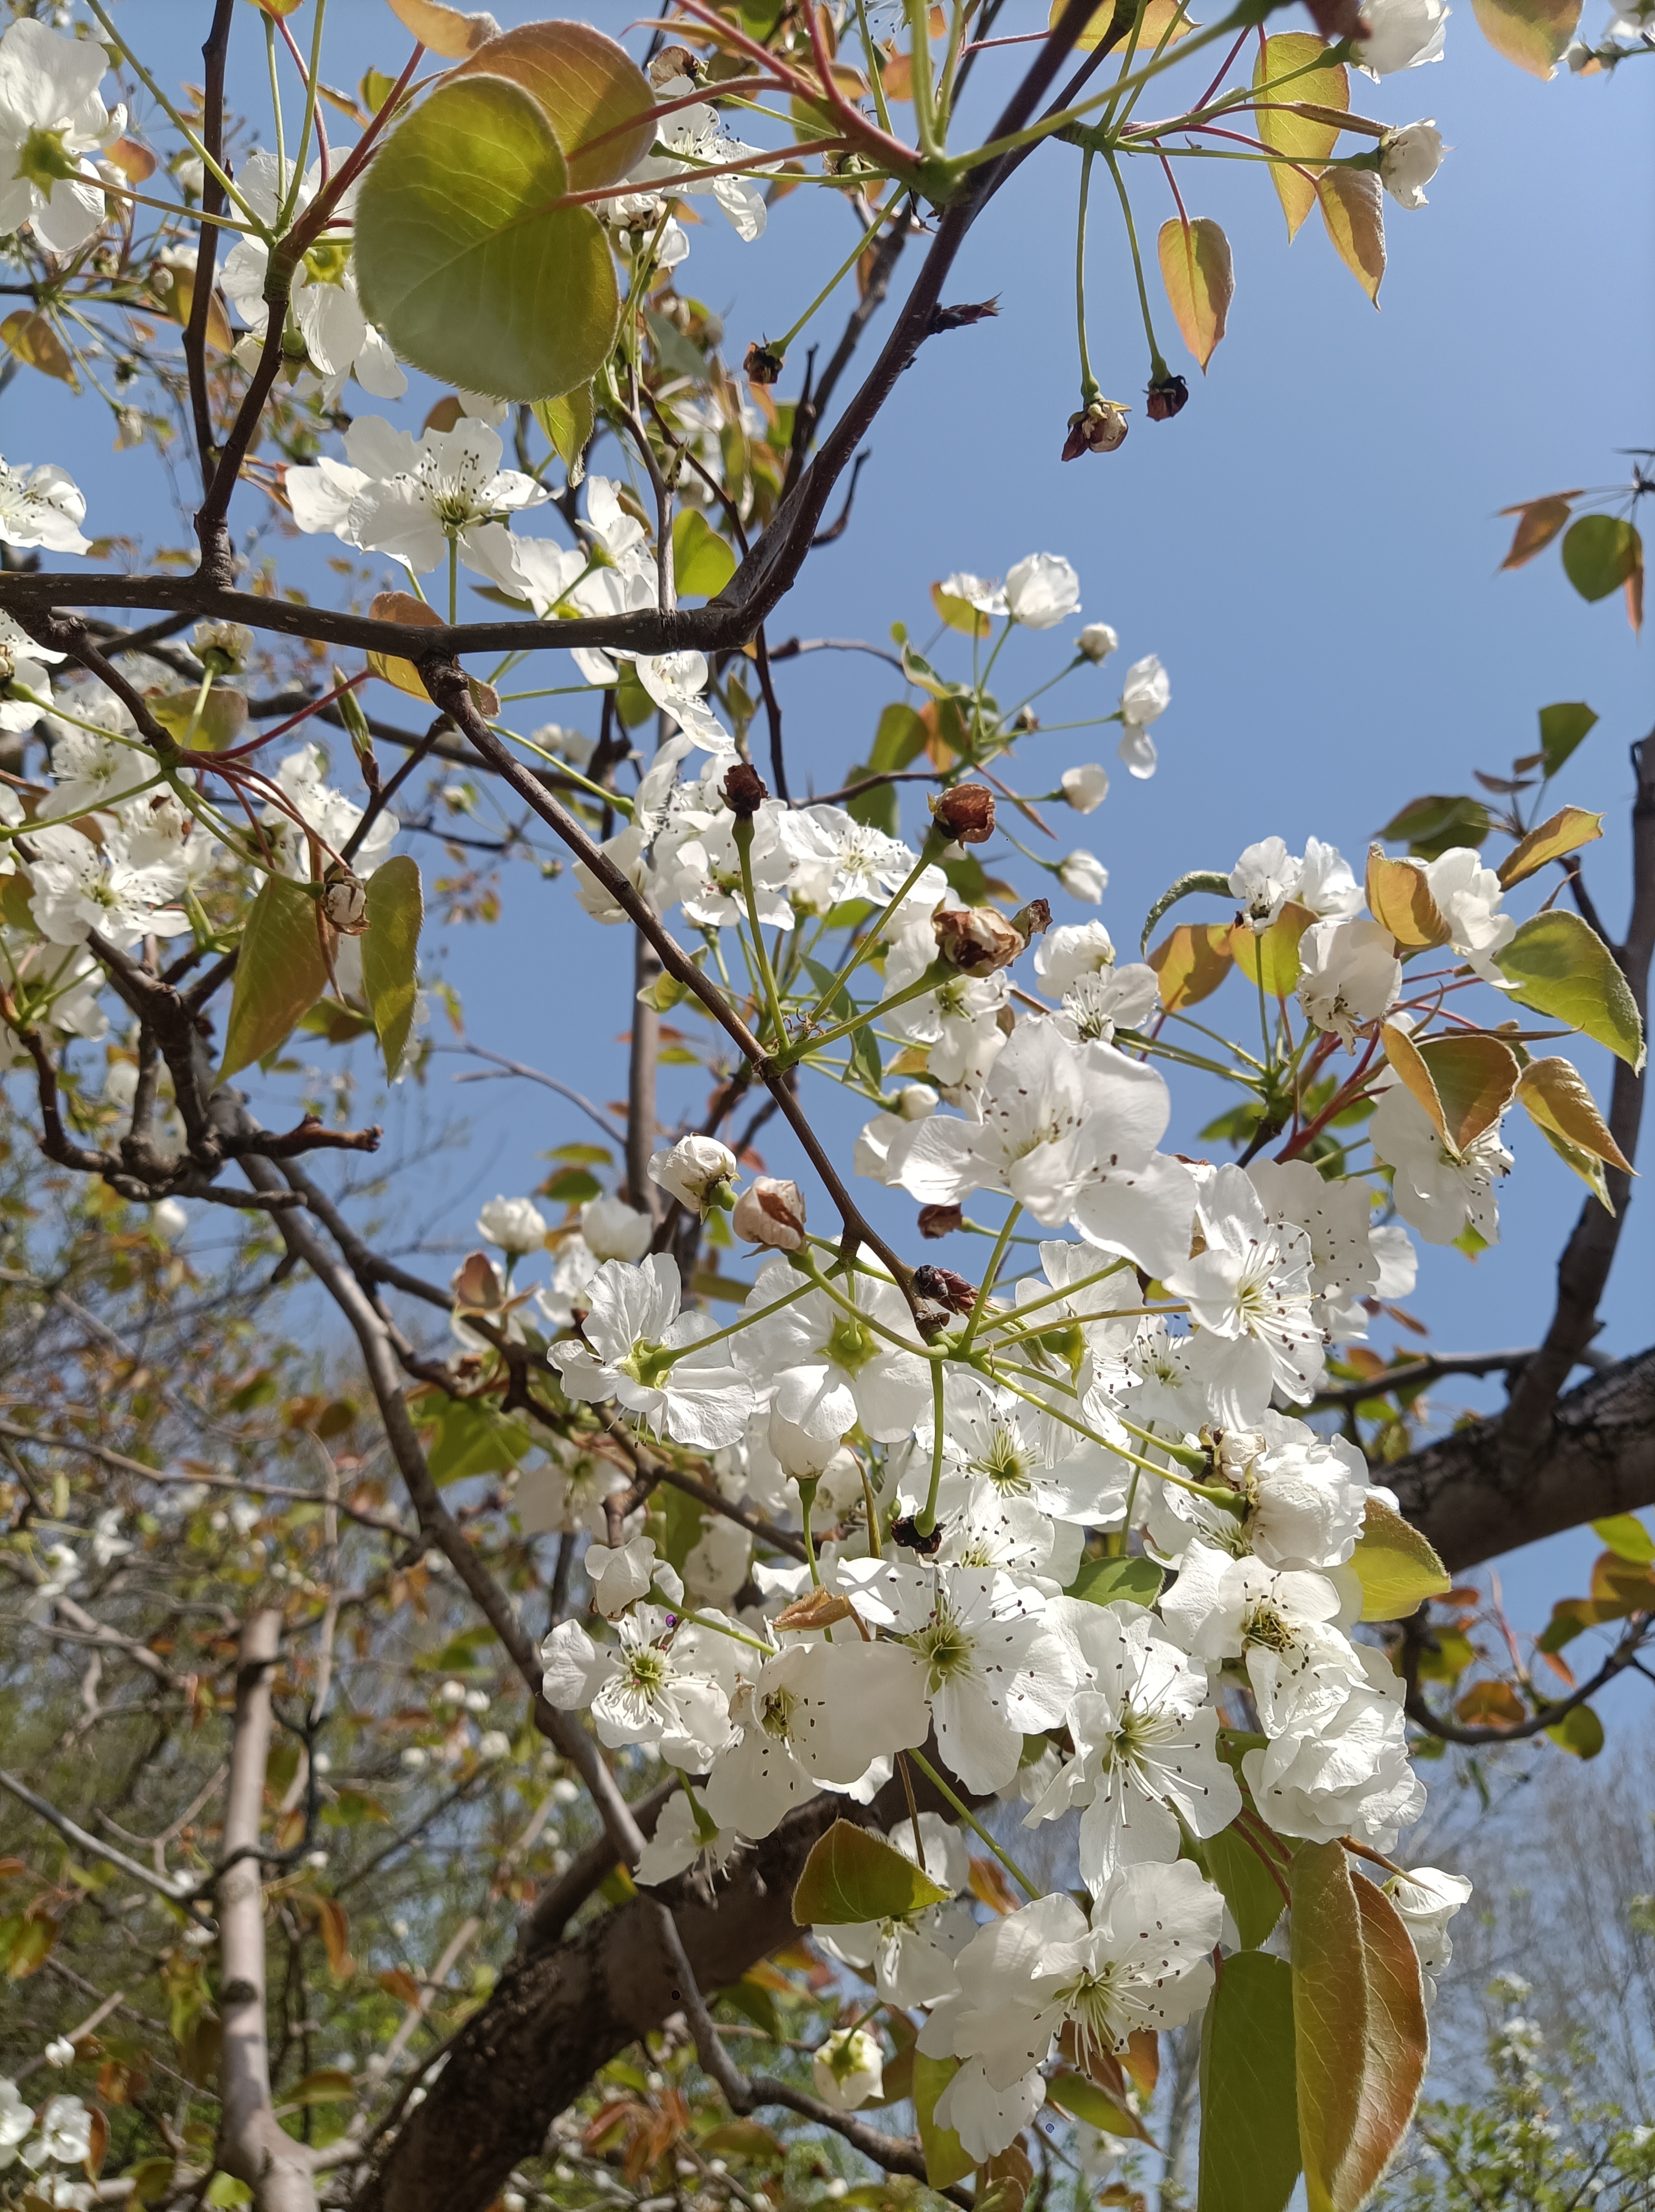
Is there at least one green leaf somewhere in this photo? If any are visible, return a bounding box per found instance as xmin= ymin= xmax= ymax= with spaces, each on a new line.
xmin=1346 ymin=1496 xmax=1451 ymax=1622
xmin=1546 ymin=1702 xmax=1606 ymax=1758
xmin=533 ymin=382 xmax=594 ymax=471
xmin=1199 ymin=1822 xmax=1288 ymax=1952
xmin=1378 ymin=793 xmax=1490 ymax=862
xmin=1537 ymin=701 xmax=1597 ymax=777
xmin=355 ymin=76 xmax=620 ymax=403
xmin=871 ymin=702 xmax=929 ymax=775
xmin=450 ymin=19 xmax=658 ymax=189
xmin=849 ymin=1018 xmax=883 ymax=1097
xmin=1045 ymin=2069 xmax=1156 ymax=2144
xmin=913 ymin=2052 xmax=974 ymax=2190
xmin=362 ymin=855 xmax=422 ymax=1081
xmin=1469 ymin=0 xmax=1580 ymax=71
xmin=646 ymin=306 xmax=709 ymax=382
xmin=1591 ymin=1513 xmax=1654 ymax=1564
xmin=1497 ymin=910 xmax=1646 ymax=1071
xmin=542 ymin=1164 xmax=602 ymax=1205
xmin=1291 ymin=1843 xmax=1428 ymax=2212
xmin=1157 ymin=216 xmax=1234 ymax=371
xmin=1498 ymin=805 xmax=1602 ymax=889
xmin=792 ymin=1819 xmax=950 ymax=1926
xmin=206 ymin=2179 xmax=253 ymax=2210
xmin=425 ymin=1397 xmax=533 ymax=1485
xmin=1198 ymin=1952 xmax=1299 ymax=2212
xmin=548 ymin=1141 xmax=613 ymax=1166
xmin=1140 ymin=869 xmax=1232 ymax=954
xmin=1252 ymin=34 xmax=1348 ymax=239
xmin=673 ymin=509 xmax=737 ymax=598
xmin=1561 ymin=514 xmax=1640 ymax=602
xmin=1065 ymin=1554 xmax=1166 ymax=1609
xmin=283 ymin=2067 xmax=358 ymax=2106
xmin=844 ymin=766 xmax=899 ymax=838
xmin=216 ymin=873 xmax=330 ymax=1084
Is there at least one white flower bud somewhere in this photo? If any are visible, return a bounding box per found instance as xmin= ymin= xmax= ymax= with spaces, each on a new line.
xmin=476 ymin=1196 xmax=548 ymax=1254
xmin=1060 ymin=763 xmax=1110 ymax=813
xmin=1380 ymin=120 xmax=1445 ymax=208
xmin=1057 ymin=850 xmax=1107 ymax=902
xmin=648 ymin=1133 xmax=738 ymax=1215
xmin=813 ymin=2026 xmax=883 ymax=2111
xmin=768 ymin=1405 xmax=844 ymax=1480
xmin=580 ymin=1193 xmax=653 ymax=1262
xmin=191 ymin=618 xmax=254 ymax=671
xmin=1076 ymin=622 xmax=1119 ymax=663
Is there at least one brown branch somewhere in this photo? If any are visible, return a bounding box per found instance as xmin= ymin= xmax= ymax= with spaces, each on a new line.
xmin=1309 ymin=1348 xmax=1542 ymax=1411
xmin=1401 ymin=1615 xmax=1651 ymax=1746
xmin=186 ymin=0 xmax=237 ymax=498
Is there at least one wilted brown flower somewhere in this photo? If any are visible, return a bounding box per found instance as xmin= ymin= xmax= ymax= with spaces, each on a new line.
xmin=321 ymin=863 xmax=369 ymax=935
xmin=1146 ymin=374 xmax=1190 ymax=421
xmin=745 ymin=341 xmax=785 ymax=385
xmin=1062 ymin=398 xmax=1131 ymax=461
xmin=934 ymin=905 xmax=1027 ymax=977
xmin=913 ymin=1264 xmax=977 ymax=1314
xmin=917 ymin=1204 xmax=964 ymax=1240
xmin=721 ymin=762 xmax=768 ymax=818
xmin=730 ymin=1176 xmax=806 ymax=1251
xmin=929 ymin=784 xmax=996 ymax=844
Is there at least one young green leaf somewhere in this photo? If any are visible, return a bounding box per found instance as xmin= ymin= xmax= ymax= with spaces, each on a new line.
xmin=355 ymin=76 xmax=620 ymax=402
xmin=1469 ymin=0 xmax=1580 ymax=74
xmin=1536 ymin=700 xmax=1597 ymax=776
xmin=1347 ymin=1496 xmax=1451 ymax=1621
xmin=533 ymin=383 xmax=595 ymax=473
xmin=1378 ymin=793 xmax=1490 ymax=860
xmin=1498 ymin=911 xmax=1646 ymax=1071
xmin=1231 ymin=901 xmax=1315 ymax=998
xmin=1253 ymin=34 xmax=1349 ymax=239
xmin=1590 ymin=1512 xmax=1654 ymax=1564
xmin=1545 ymin=1702 xmax=1606 ymax=1758
xmin=1046 ymin=2069 xmax=1157 ymax=2145
xmin=362 ymin=855 xmax=423 ymax=1082
xmin=1065 ymin=1554 xmax=1167 ymax=1609
xmin=1198 ymin=1951 xmax=1299 ymax=2212
xmin=1561 ymin=514 xmax=1640 ymax=602
xmin=1414 ymin=1033 xmax=1522 ymax=1154
xmin=388 ymin=0 xmax=499 ymax=60
xmin=912 ymin=2052 xmax=975 ymax=2190
xmin=673 ymin=510 xmax=738 ymax=599
xmin=1157 ymin=216 xmax=1234 ymax=372
xmin=1198 ymin=1821 xmax=1289 ymax=1952
xmin=217 ymin=873 xmax=330 ymax=1084
xmin=791 ymin=1819 xmax=950 ymax=1926
xmin=1516 ymin=1057 xmax=1633 ymax=1172
xmin=1316 ymin=170 xmax=1385 ymax=305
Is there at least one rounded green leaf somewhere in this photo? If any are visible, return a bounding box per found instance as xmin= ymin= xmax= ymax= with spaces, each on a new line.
xmin=1347 ymin=1497 xmax=1451 ymax=1623
xmin=216 ymin=873 xmax=330 ymax=1084
xmin=1199 ymin=1951 xmax=1299 ymax=2212
xmin=452 ymin=22 xmax=658 ymax=190
xmin=355 ymin=75 xmax=620 ymax=403
xmin=1546 ymin=1701 xmax=1606 ymax=1758
xmin=673 ymin=509 xmax=738 ymax=599
xmin=1537 ymin=700 xmax=1597 ymax=776
xmin=1497 ymin=910 xmax=1646 ymax=1071
xmin=362 ymin=854 xmax=423 ymax=1081
xmin=792 ymin=1818 xmax=950 ymax=1926
xmin=1562 ymin=515 xmax=1641 ymax=602
xmin=913 ymin=2052 xmax=974 ymax=2190
xmin=1065 ymin=1554 xmax=1167 ymax=1608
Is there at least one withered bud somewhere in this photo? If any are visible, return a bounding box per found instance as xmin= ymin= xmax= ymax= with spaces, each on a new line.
xmin=731 ymin=1175 xmax=806 ymax=1251
xmin=1061 ymin=398 xmax=1131 ymax=462
xmin=648 ymin=43 xmax=700 ymax=85
xmin=891 ymin=1513 xmax=945 ymax=1556
xmin=917 ymin=1203 xmax=964 ymax=1240
xmin=934 ymin=905 xmax=1027 ymax=977
xmin=321 ymin=862 xmax=369 ymax=935
xmin=721 ymin=761 xmax=769 ymax=818
xmin=1011 ymin=707 xmax=1039 ymax=734
xmin=450 ymin=1250 xmax=504 ymax=1312
xmin=745 ymin=340 xmax=785 ymax=386
xmin=927 ymin=296 xmax=1000 ymax=335
xmin=1146 ymin=374 xmax=1190 ymax=422
xmin=913 ymin=1264 xmax=977 ymax=1314
xmin=929 ymin=783 xmax=996 ymax=844
xmin=1011 ymin=898 xmax=1052 ymax=943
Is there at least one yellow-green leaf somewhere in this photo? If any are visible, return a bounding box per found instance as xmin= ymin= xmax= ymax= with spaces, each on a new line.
xmin=217 ymin=874 xmax=330 ymax=1084
xmin=1546 ymin=1701 xmax=1605 ymax=1758
xmin=1066 ymin=1554 xmax=1165 ymax=1608
xmin=1199 ymin=1820 xmax=1289 ymax=1952
xmin=362 ymin=855 xmax=423 ymax=1081
xmin=1517 ymin=1056 xmax=1633 ymax=1173
xmin=1561 ymin=514 xmax=1641 ymax=602
xmin=1151 ymin=922 xmax=1235 ymax=1011
xmin=533 ymin=382 xmax=594 ymax=472
xmin=1292 ymin=1844 xmax=1427 ymax=2212
xmin=1253 ymin=34 xmax=1348 ymax=239
xmin=1046 ymin=2069 xmax=1157 ymax=2145
xmin=1059 ymin=0 xmax=1201 ymax=50
xmin=931 ymin=581 xmax=993 ymax=638
xmin=1198 ymin=1951 xmax=1299 ymax=2212
xmin=792 ymin=1819 xmax=950 ymax=1926
xmin=452 ymin=22 xmax=657 ymax=190
xmin=1591 ymin=1513 xmax=1654 ymax=1564
xmin=148 ymin=685 xmax=249 ymax=752
xmin=1470 ymin=0 xmax=1581 ymax=74
xmin=1536 ymin=1120 xmax=1615 ymax=1211
xmin=1316 ymin=169 xmax=1385 ymax=305
xmin=1537 ymin=700 xmax=1597 ymax=776
xmin=1231 ymin=900 xmax=1314 ymax=998
xmin=1347 ymin=1496 xmax=1451 ymax=1622
xmin=1 ymin=310 xmax=78 ymax=388
xmin=365 ymin=592 xmax=500 ymax=714
xmin=355 ymin=75 xmax=620 ymax=403
xmin=913 ymin=2052 xmax=974 ymax=2190
xmin=1415 ymin=1032 xmax=1522 ymax=1153
xmin=387 ymin=0 xmax=499 ymax=59
xmin=1498 ymin=911 xmax=1646 ymax=1071
xmin=1157 ymin=216 xmax=1234 ymax=372
xmin=673 ymin=509 xmax=738 ymax=599
xmin=1365 ymin=847 xmax=1449 ymax=950
xmin=1498 ymin=806 xmax=1602 ymax=888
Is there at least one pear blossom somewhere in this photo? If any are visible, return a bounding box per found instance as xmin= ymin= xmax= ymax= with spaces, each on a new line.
xmin=1061 ymin=763 xmax=1110 ymax=811
xmin=539 ymin=1605 xmax=738 ymax=1768
xmin=1076 ymin=623 xmax=1119 ymax=662
xmin=853 ymin=1083 xmax=939 ymax=1187
xmin=1242 ymin=1650 xmax=1425 ymax=1849
xmin=1158 ymin=1542 xmax=1368 ymax=1736
xmin=1246 ymin=1157 xmax=1385 ymax=1308
xmin=0 ymin=2078 xmax=30 ymax=2162
xmin=267 ymin=744 xmax=399 ymax=880
xmin=1117 ymin=656 xmax=1169 ymax=778
xmin=1005 ymin=552 xmax=1081 ymax=629
xmin=1059 ymin=849 xmax=1108 ymax=901
xmin=514 ymin=1444 xmax=630 ymax=1538
xmin=24 ymin=825 xmax=190 ymax=949
xmin=0 ymin=612 xmax=64 ymax=734
xmin=1297 ymin=916 xmax=1402 ymax=1046
xmin=580 ymin=1194 xmax=653 ymax=1263
xmin=28 ymin=2096 xmax=91 ymax=2168
xmin=781 ymin=806 xmax=920 ymax=909
xmin=1230 ymin=837 xmax=1300 ymax=931
xmin=477 ymin=1196 xmax=548 ymax=1254
xmin=735 ymin=1256 xmax=929 ymax=1443
xmin=579 ymin=1533 xmax=683 ymax=1618
xmin=1371 ymin=1082 xmax=1512 ymax=1244
xmin=0 ymin=21 xmax=117 ymax=254
xmin=813 ymin=2027 xmax=884 ymax=2112
xmin=1421 ymin=846 xmax=1514 ymax=980
xmin=648 ymin=1133 xmax=738 ymax=1215
xmin=1380 ymin=120 xmax=1446 ymax=208
xmin=1355 ymin=0 xmax=1450 ymax=74
xmin=1058 ymin=964 xmax=1160 ymax=1046
xmin=1164 ymin=1165 xmax=1327 ymax=1416
xmin=626 ymin=78 xmax=768 ymax=241
xmin=549 ymin=1254 xmax=755 ymax=1449
xmin=285 ymin=413 xmax=545 ymax=585
xmin=636 ymin=1789 xmax=740 ymax=1886
xmin=1297 ymin=837 xmax=1365 ymax=918
xmin=1035 ymin=921 xmax=1120 ymax=997
xmin=0 ymin=456 xmax=89 ymax=556
xmin=1384 ymin=1866 xmax=1474 ymax=2002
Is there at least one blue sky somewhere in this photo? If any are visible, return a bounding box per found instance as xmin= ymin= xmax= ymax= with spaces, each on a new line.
xmin=5 ymin=1 xmax=1651 ymax=1646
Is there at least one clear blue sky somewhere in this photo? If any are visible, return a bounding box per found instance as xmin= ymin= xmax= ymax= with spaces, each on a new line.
xmin=5 ymin=1 xmax=1651 ymax=1645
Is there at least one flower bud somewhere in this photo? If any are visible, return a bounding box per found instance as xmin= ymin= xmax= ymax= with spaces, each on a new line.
xmin=1380 ymin=119 xmax=1445 ymax=208
xmin=897 ymin=1084 xmax=936 ymax=1120
xmin=1011 ymin=899 xmax=1052 ymax=944
xmin=912 ymin=1264 xmax=976 ymax=1314
xmin=192 ymin=618 xmax=253 ymax=674
xmin=768 ymin=1404 xmax=844 ymax=1480
xmin=1146 ymin=373 xmax=1190 ymax=421
xmin=477 ymin=1196 xmax=549 ymax=1253
xmin=648 ymin=43 xmax=700 ymax=84
xmin=917 ymin=1203 xmax=963 ymax=1240
xmin=580 ymin=1193 xmax=653 ymax=1262
xmin=1061 ymin=763 xmax=1110 ymax=813
xmin=648 ymin=1132 xmax=738 ymax=1216
xmin=933 ymin=905 xmax=1027 ymax=977
xmin=1076 ymin=623 xmax=1119 ymax=663
xmin=928 ymin=784 xmax=996 ymax=844
xmin=0 ymin=641 xmax=14 ymax=686
xmin=745 ymin=340 xmax=785 ymax=385
xmin=321 ymin=862 xmax=369 ymax=935
xmin=1061 ymin=398 xmax=1130 ymax=461
xmin=721 ymin=761 xmax=768 ymax=818
xmin=731 ymin=1175 xmax=806 ymax=1251
xmin=1058 ymin=851 xmax=1107 ymax=903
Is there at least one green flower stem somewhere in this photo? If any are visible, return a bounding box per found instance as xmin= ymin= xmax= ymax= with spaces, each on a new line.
xmin=1076 ymin=148 xmax=1100 ymax=402
xmin=905 ymin=0 xmax=943 ymax=160
xmin=855 ymin=0 xmax=897 ymax=137
xmin=784 ymin=959 xmax=954 ymax=1066
xmin=84 ymin=0 xmax=266 ymax=230
xmin=493 ymin=724 xmax=637 ymax=818
xmin=798 ymin=1477 xmax=821 ymax=1586
xmin=916 ymin=1361 xmax=949 ymax=1537
xmin=1 ymin=776 xmax=167 ymax=842
xmin=278 ymin=0 xmax=330 ymax=232
xmin=974 ymin=1256 xmax=1132 ymax=1331
xmin=907 ymin=1749 xmax=1040 ymax=1900
xmin=799 ymin=1255 xmax=943 ymax=1363
xmin=772 ymin=194 xmax=906 ymax=359
xmin=1103 ymin=148 xmax=1169 ymax=384
xmin=7 ymin=690 xmax=165 ymax=758
xmin=681 ymin=1773 xmax=722 ymax=1844
xmin=956 ymin=1203 xmax=1021 ymax=1357
xmin=447 ymin=538 xmax=459 ymax=628
xmin=935 ymin=0 xmax=969 ymax=135
xmin=799 ymin=837 xmax=946 ymax=1033
xmin=979 ymin=1360 xmax=1237 ymax=1506
xmin=496 ymin=684 xmax=607 ymax=703
xmin=860 ymin=1462 xmax=884 ymax=1558
xmin=649 ymin=1271 xmax=818 ymax=1371
xmin=670 ymin=1603 xmax=772 ymax=1655
xmin=266 ymin=16 xmax=287 ymax=194
xmin=734 ymin=816 xmax=788 ymax=1046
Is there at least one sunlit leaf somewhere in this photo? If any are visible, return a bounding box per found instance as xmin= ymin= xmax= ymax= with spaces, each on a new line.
xmin=451 ymin=22 xmax=657 ymax=190
xmin=362 ymin=855 xmax=423 ymax=1081
xmin=1590 ymin=1513 xmax=1654 ymax=1564
xmin=1560 ymin=514 xmax=1640 ymax=602
xmin=1546 ymin=1701 xmax=1605 ymax=1757
xmin=792 ymin=1819 xmax=949 ymax=1926
xmin=1231 ymin=901 xmax=1314 ymax=997
xmin=533 ymin=382 xmax=595 ymax=472
xmin=1365 ymin=848 xmax=1450 ymax=950
xmin=1047 ymin=2069 xmax=1157 ymax=2145
xmin=1157 ymin=217 xmax=1234 ymax=371
xmin=148 ymin=685 xmax=249 ymax=752
xmin=387 ymin=0 xmax=501 ymax=59
xmin=1498 ymin=911 xmax=1645 ymax=1070
xmin=365 ymin=592 xmax=501 ymax=714
xmin=355 ymin=76 xmax=620 ymax=402
xmin=1469 ymin=0 xmax=1581 ymax=75
xmin=217 ymin=873 xmax=330 ymax=1084
xmin=1060 ymin=0 xmax=1200 ymax=50
xmin=1414 ymin=1032 xmax=1522 ymax=1152
xmin=1316 ymin=170 xmax=1385 ymax=305
xmin=1377 ymin=794 xmax=1489 ymax=862
xmin=1347 ymin=1495 xmax=1452 ymax=1621
xmin=931 ymin=581 xmax=994 ymax=638
xmin=1500 ymin=806 xmax=1601 ymax=893
xmin=673 ymin=509 xmax=738 ymax=598
xmin=1517 ymin=1056 xmax=1632 ymax=1174
xmin=1 ymin=310 xmax=77 ymax=388
xmin=1151 ymin=922 xmax=1235 ymax=1011
xmin=1198 ymin=1951 xmax=1298 ymax=2212
xmin=913 ymin=2052 xmax=974 ymax=2190
xmin=1066 ymin=1554 xmax=1166 ymax=1608
xmin=1498 ymin=494 xmax=1580 ymax=571
xmin=1199 ymin=1821 xmax=1289 ymax=1952
xmin=1253 ymin=34 xmax=1348 ymax=239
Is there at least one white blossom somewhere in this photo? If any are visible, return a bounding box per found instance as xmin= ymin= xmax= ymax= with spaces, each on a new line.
xmin=813 ymin=2027 xmax=884 ymax=2112
xmin=1385 ymin=1866 xmax=1474 ymax=2002
xmin=0 ymin=21 xmax=115 ymax=254
xmin=1005 ymin=552 xmax=1081 ymax=629
xmin=1117 ymin=655 xmax=1169 ymax=778
xmin=550 ymin=1254 xmax=754 ymax=1450
xmin=476 ymin=1196 xmax=548 ymax=1254
xmin=648 ymin=1133 xmax=738 ymax=1216
xmin=1297 ymin=916 xmax=1402 ymax=1046
xmin=1380 ymin=120 xmax=1446 ymax=208
xmin=1355 ymin=0 xmax=1450 ymax=73
xmin=1371 ymin=1082 xmax=1512 ymax=1244
xmin=0 ymin=456 xmax=89 ymax=556
xmin=1076 ymin=623 xmax=1119 ymax=662
xmin=1059 ymin=849 xmax=1108 ymax=901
